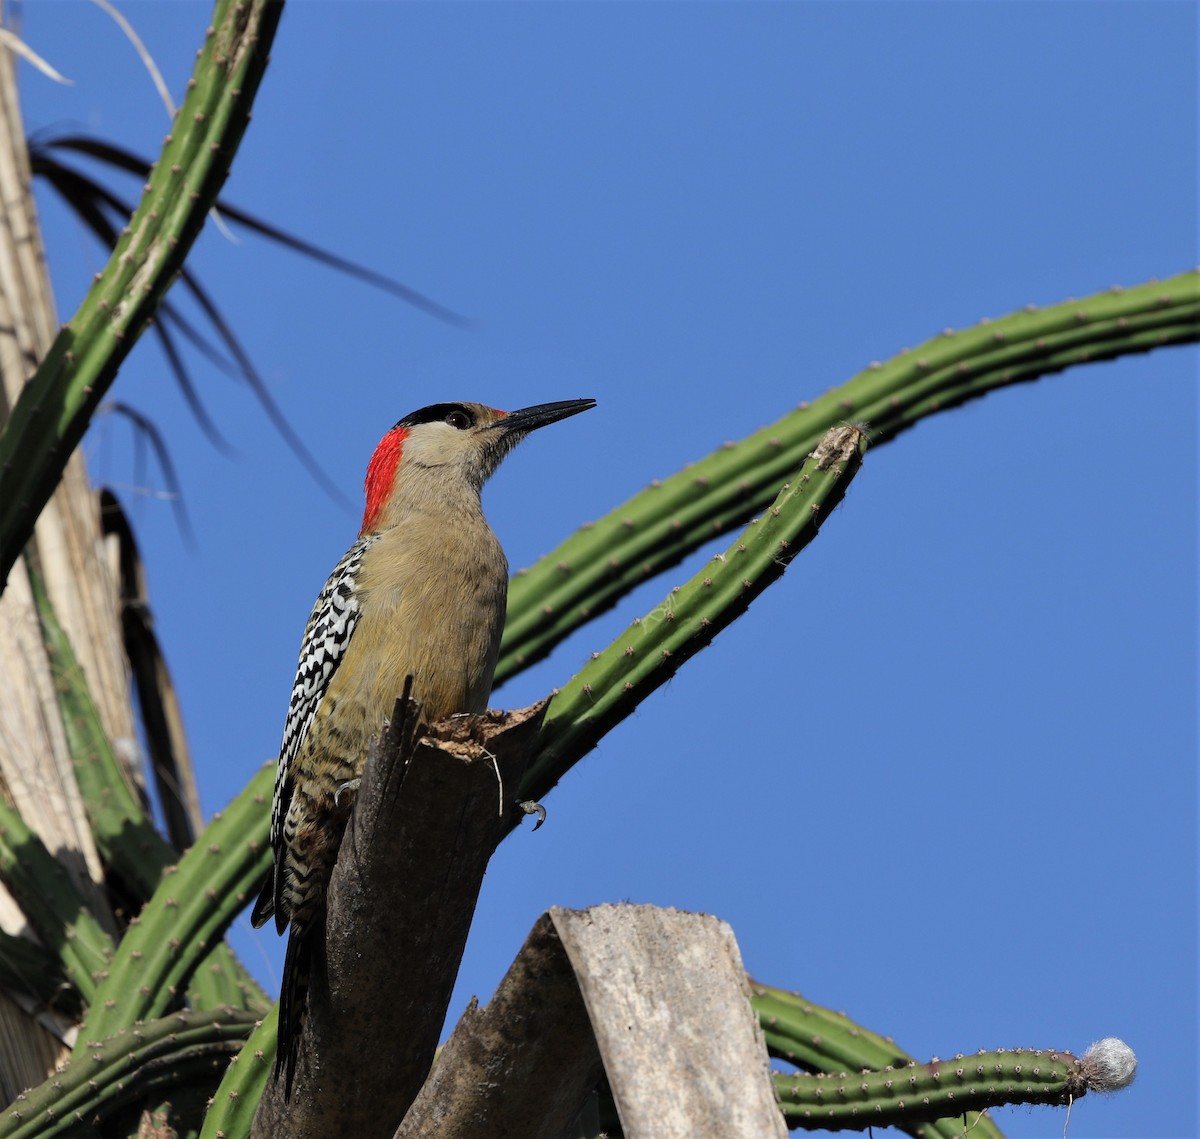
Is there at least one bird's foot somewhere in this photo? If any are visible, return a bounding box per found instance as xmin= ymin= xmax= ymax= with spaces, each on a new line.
xmin=517 ymin=799 xmax=547 ymax=831
xmin=334 ymin=778 xmax=361 ymax=808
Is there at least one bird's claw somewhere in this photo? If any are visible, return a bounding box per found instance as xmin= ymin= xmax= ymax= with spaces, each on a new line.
xmin=335 ymin=778 xmax=361 ymax=808
xmin=517 ymin=799 xmax=547 ymax=831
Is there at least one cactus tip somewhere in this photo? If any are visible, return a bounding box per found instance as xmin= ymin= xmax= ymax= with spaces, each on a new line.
xmin=1081 ymin=1037 xmax=1136 ymax=1092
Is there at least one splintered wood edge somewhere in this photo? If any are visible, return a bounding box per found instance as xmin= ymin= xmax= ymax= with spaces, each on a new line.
xmin=424 ymin=698 xmax=551 ymax=746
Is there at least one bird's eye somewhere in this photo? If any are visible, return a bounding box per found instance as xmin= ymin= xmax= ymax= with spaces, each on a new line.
xmin=446 ymin=411 xmax=471 ymax=430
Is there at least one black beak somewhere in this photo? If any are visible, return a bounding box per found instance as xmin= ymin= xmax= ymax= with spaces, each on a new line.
xmin=493 ymin=399 xmax=596 ymax=435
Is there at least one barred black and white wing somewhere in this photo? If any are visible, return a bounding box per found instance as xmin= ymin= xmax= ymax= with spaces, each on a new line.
xmin=250 ymin=535 xmax=379 ymax=931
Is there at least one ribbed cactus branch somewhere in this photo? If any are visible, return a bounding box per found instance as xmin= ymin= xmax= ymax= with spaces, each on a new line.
xmin=71 ymin=765 xmax=274 ymax=1047
xmin=756 ymin=985 xmax=1135 ymax=1134
xmin=755 ymin=984 xmax=916 ymax=1073
xmin=496 ymin=270 xmax=1200 ymax=685
xmin=753 ymin=984 xmax=1004 ymax=1139
xmin=29 ymin=559 xmax=267 ymax=1015
xmin=519 ymin=424 xmax=867 ymax=805
xmin=197 ymin=1007 xmax=277 ymax=1139
xmin=0 ymin=0 xmax=284 ymax=590
xmin=188 ymin=944 xmax=269 ymax=1017
xmin=0 ymin=1007 xmax=257 ymax=1139
xmin=0 ymin=799 xmax=112 ymax=1005
xmin=30 ymin=560 xmax=172 ymax=894
xmin=774 ymin=1045 xmax=1119 ymax=1132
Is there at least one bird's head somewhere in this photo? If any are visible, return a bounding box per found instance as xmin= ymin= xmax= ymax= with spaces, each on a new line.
xmin=360 ymin=399 xmax=595 ymax=533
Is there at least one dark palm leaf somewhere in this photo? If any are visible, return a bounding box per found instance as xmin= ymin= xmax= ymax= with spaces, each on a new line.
xmin=98 ymin=487 xmax=202 ymax=854
xmin=29 ymin=135 xmax=476 ymax=512
xmin=35 ymin=134 xmax=473 ymax=326
xmin=31 ymin=148 xmax=355 ymax=507
xmin=101 ymin=400 xmax=193 ymax=542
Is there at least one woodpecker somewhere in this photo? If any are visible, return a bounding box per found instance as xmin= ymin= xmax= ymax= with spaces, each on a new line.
xmin=251 ymin=398 xmax=595 ymax=1096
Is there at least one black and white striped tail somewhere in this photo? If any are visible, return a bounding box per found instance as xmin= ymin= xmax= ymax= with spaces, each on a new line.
xmin=277 ymin=924 xmax=313 ymax=1101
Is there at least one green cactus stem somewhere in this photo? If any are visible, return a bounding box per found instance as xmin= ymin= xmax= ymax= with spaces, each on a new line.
xmin=196 ymin=1007 xmax=278 ymax=1139
xmin=756 ymin=985 xmax=1135 ymax=1134
xmin=29 ymin=558 xmax=266 ymax=1014
xmin=71 ymin=765 xmax=274 ymax=1047
xmin=773 ymin=1042 xmax=1133 ymax=1132
xmin=521 ymin=424 xmax=867 ymax=805
xmin=496 ymin=271 xmax=1199 ymax=685
xmin=187 ymin=942 xmax=268 ymax=1018
xmin=30 ymin=558 xmax=174 ymax=897
xmin=0 ymin=798 xmax=112 ymax=1004
xmin=0 ymin=0 xmax=284 ymax=590
xmin=755 ymin=983 xmax=917 ymax=1073
xmin=754 ymin=984 xmax=1004 ymax=1139
xmin=0 ymin=1007 xmax=257 ymax=1139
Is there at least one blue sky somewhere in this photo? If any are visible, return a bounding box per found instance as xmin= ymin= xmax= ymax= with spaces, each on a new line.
xmin=17 ymin=4 xmax=1196 ymax=1137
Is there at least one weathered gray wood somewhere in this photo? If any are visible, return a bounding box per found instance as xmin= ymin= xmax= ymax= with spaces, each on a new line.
xmin=395 ymin=903 xmax=785 ymax=1139
xmin=552 ymin=904 xmax=786 ymax=1139
xmin=0 ymin=19 xmax=124 ymax=1095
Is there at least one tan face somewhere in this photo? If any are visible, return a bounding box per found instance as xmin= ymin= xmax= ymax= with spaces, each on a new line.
xmin=361 ymin=398 xmax=595 ymax=532
xmin=393 ymin=403 xmax=514 ymax=489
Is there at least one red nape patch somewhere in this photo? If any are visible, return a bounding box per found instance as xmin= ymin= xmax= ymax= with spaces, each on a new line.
xmin=361 ymin=427 xmax=407 ymax=533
